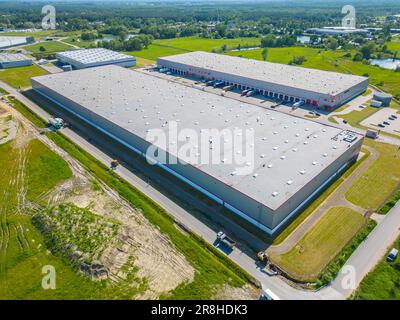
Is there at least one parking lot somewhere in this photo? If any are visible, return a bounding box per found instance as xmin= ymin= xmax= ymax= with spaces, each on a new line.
xmin=360 ymin=107 xmax=400 ymax=136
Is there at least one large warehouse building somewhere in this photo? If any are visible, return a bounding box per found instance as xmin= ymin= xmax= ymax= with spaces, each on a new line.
xmin=56 ymin=48 xmax=136 ymax=69
xmin=157 ymin=51 xmax=369 ymax=111
xmin=31 ymin=66 xmax=363 ymax=234
xmin=0 ymin=36 xmax=34 ymax=49
xmin=0 ymin=53 xmax=32 ymax=69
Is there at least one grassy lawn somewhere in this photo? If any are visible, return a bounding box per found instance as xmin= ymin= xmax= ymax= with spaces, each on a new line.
xmin=0 ymin=65 xmax=48 ymax=89
xmin=134 ymin=57 xmax=156 ymax=67
xmin=0 ymin=30 xmax=80 ymax=40
xmin=127 ymin=44 xmax=189 ymax=61
xmin=354 ymin=235 xmax=400 ymax=300
xmin=345 ymin=139 xmax=400 ymax=211
xmin=387 ymin=41 xmax=400 ymax=52
xmin=24 ymin=41 xmax=75 ymax=54
xmin=271 ymin=207 xmax=365 ymax=281
xmin=226 ymin=47 xmax=400 ymax=97
xmin=333 ymin=106 xmax=379 ymax=128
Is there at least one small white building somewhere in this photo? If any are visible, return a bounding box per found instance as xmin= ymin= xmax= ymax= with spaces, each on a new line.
xmin=56 ymin=48 xmax=136 ymax=69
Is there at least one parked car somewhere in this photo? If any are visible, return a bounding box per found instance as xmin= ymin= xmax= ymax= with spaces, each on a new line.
xmin=391 ymin=115 xmax=398 ymax=119
xmin=378 ymin=123 xmax=385 ymax=128
xmin=387 ymin=248 xmax=398 ymax=262
xmin=383 ymin=121 xmax=390 ymax=125
xmin=343 ymin=119 xmax=348 ymax=124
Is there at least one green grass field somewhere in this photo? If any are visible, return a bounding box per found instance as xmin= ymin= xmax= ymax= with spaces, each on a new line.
xmin=0 ymin=65 xmax=48 ymax=89
xmin=134 ymin=57 xmax=157 ymax=67
xmin=272 ymin=148 xmax=370 ymax=246
xmin=345 ymin=139 xmax=400 ymax=210
xmin=354 ymin=235 xmax=400 ymax=300
xmin=23 ymin=41 xmax=75 ymax=54
xmin=63 ymin=37 xmax=96 ymax=49
xmin=0 ymin=30 xmax=80 ymax=40
xmin=271 ymin=207 xmax=365 ymax=281
xmin=127 ymin=44 xmax=189 ymax=61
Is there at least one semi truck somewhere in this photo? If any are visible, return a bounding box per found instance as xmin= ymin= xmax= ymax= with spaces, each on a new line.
xmin=216 ymin=231 xmax=236 ymax=248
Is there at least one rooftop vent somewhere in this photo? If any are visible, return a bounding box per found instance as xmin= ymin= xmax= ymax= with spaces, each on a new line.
xmin=272 ymin=191 xmax=279 ymax=197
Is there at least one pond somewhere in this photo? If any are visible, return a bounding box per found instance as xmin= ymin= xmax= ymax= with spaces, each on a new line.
xmin=370 ymin=58 xmax=400 ymax=70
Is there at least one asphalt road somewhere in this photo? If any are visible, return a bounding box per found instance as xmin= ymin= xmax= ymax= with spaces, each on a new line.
xmin=2 ymin=80 xmax=400 ymax=300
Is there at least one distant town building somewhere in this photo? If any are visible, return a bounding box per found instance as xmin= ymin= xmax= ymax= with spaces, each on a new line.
xmin=56 ymin=48 xmax=136 ymax=69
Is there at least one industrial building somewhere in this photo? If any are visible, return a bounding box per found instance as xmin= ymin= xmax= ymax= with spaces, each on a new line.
xmin=56 ymin=48 xmax=136 ymax=69
xmin=306 ymin=27 xmax=369 ymax=36
xmin=31 ymin=65 xmax=363 ymax=235
xmin=0 ymin=53 xmax=32 ymax=69
xmin=372 ymin=92 xmax=392 ymax=107
xmin=157 ymin=51 xmax=369 ymax=111
xmin=0 ymin=36 xmax=34 ymax=49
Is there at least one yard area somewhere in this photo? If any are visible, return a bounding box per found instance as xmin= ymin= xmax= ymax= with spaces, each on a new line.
xmin=153 ymin=37 xmax=260 ymax=52
xmin=354 ymin=235 xmax=400 ymax=300
xmin=1 ymin=97 xmax=258 ymax=300
xmin=345 ymin=139 xmax=400 ymax=211
xmin=0 ymin=65 xmax=48 ymax=89
xmin=271 ymin=207 xmax=365 ymax=281
xmin=332 ymin=106 xmax=379 ymax=128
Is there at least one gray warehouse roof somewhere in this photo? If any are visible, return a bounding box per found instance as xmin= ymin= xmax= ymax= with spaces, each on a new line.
xmin=0 ymin=53 xmax=31 ymax=63
xmin=32 ymin=65 xmax=363 ymax=210
xmin=56 ymin=48 xmax=135 ymax=65
xmin=158 ymin=51 xmax=367 ymax=96
xmin=0 ymin=36 xmax=29 ymax=48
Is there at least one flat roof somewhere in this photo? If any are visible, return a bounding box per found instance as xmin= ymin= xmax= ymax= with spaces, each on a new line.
xmin=32 ymin=65 xmax=362 ymax=210
xmin=0 ymin=53 xmax=31 ymax=63
xmin=158 ymin=51 xmax=367 ymax=96
xmin=56 ymin=48 xmax=135 ymax=65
